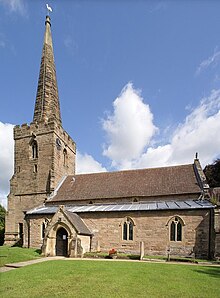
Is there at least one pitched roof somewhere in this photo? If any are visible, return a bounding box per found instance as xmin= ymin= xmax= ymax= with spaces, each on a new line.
xmin=49 ymin=164 xmax=202 ymax=203
xmin=64 ymin=211 xmax=92 ymax=235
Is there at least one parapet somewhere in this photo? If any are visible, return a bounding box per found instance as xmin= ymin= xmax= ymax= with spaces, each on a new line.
xmin=14 ymin=120 xmax=76 ymax=149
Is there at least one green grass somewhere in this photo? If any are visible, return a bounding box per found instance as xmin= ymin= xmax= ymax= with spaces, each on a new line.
xmin=1 ymin=260 xmax=220 ymax=297
xmin=84 ymin=251 xmax=140 ymax=260
xmin=84 ymin=251 xmax=214 ymax=263
xmin=0 ymin=246 xmax=41 ymax=267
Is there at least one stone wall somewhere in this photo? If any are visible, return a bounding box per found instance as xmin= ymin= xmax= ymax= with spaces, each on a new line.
xmin=25 ymin=208 xmax=213 ymax=259
xmin=46 ymin=193 xmax=199 ymax=207
xmin=5 ymin=121 xmax=75 ymax=246
xmin=79 ymin=209 xmax=212 ymax=258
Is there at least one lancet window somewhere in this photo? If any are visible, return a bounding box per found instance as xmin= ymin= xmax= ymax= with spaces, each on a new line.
xmin=32 ymin=140 xmax=38 ymax=159
xmin=170 ymin=217 xmax=183 ymax=242
xmin=123 ymin=218 xmax=134 ymax=241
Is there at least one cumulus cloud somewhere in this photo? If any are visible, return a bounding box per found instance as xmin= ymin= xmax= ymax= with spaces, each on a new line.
xmin=0 ymin=122 xmax=14 ymax=209
xmin=64 ymin=36 xmax=78 ymax=56
xmin=0 ymin=0 xmax=28 ymax=16
xmin=103 ymin=87 xmax=220 ymax=170
xmin=0 ymin=122 xmax=107 ymax=207
xmin=76 ymin=152 xmax=107 ymax=174
xmin=196 ymin=49 xmax=220 ymax=76
xmin=1 ymin=85 xmax=220 ymax=207
xmin=102 ymin=83 xmax=158 ymax=169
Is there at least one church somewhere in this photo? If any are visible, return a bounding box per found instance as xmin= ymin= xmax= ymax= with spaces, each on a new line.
xmin=5 ymin=16 xmax=220 ymax=259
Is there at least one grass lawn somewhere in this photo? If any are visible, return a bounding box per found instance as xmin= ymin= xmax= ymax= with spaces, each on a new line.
xmin=1 ymin=260 xmax=220 ymax=298
xmin=0 ymin=246 xmax=41 ymax=267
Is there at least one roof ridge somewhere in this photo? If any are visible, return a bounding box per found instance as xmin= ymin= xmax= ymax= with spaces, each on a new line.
xmin=73 ymin=163 xmax=194 ymax=177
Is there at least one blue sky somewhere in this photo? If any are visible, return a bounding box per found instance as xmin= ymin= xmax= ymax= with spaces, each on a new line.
xmin=0 ymin=0 xmax=220 ymax=207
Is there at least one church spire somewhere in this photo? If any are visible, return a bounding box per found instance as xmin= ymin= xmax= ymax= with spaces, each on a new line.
xmin=33 ymin=15 xmax=62 ymax=125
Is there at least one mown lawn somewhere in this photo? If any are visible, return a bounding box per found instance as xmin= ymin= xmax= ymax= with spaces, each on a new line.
xmin=0 ymin=246 xmax=41 ymax=267
xmin=1 ymin=260 xmax=220 ymax=298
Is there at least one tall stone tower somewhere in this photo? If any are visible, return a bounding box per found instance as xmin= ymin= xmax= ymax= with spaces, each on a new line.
xmin=4 ymin=16 xmax=76 ymax=246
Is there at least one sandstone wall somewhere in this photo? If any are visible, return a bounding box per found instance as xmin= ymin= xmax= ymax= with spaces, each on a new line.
xmin=80 ymin=209 xmax=211 ymax=258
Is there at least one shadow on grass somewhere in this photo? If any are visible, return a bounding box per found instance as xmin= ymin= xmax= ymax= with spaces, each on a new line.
xmin=35 ymin=249 xmax=42 ymax=255
xmin=194 ymin=266 xmax=220 ymax=278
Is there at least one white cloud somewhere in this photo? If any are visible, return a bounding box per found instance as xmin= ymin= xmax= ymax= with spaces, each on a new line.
xmin=0 ymin=121 xmax=107 ymax=207
xmin=0 ymin=122 xmax=14 ymax=209
xmin=76 ymin=152 xmax=107 ymax=174
xmin=102 ymin=83 xmax=158 ymax=169
xmin=196 ymin=49 xmax=220 ymax=76
xmin=64 ymin=36 xmax=78 ymax=56
xmin=0 ymin=0 xmax=27 ymax=16
xmin=1 ymin=86 xmax=220 ymax=207
xmin=105 ymin=88 xmax=220 ymax=170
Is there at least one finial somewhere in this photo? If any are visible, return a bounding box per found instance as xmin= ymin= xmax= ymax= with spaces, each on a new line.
xmin=195 ymin=152 xmax=198 ymax=159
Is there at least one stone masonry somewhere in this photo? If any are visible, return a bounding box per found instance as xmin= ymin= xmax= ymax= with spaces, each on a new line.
xmin=5 ymin=16 xmax=76 ymax=246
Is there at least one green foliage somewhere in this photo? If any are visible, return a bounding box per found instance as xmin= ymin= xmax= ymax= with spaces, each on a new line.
xmin=204 ymin=159 xmax=220 ymax=188
xmin=1 ymin=260 xmax=219 ymax=297
xmin=0 ymin=205 xmax=6 ymax=246
xmin=0 ymin=246 xmax=41 ymax=267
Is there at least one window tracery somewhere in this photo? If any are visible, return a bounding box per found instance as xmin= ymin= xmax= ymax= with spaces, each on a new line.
xmin=122 ymin=217 xmax=134 ymax=241
xmin=170 ymin=216 xmax=183 ymax=242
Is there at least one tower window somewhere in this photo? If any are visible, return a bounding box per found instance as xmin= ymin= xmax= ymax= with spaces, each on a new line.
xmin=34 ymin=164 xmax=38 ymax=173
xmin=122 ymin=217 xmax=134 ymax=241
xmin=32 ymin=140 xmax=38 ymax=159
xmin=63 ymin=148 xmax=67 ymax=166
xmin=170 ymin=217 xmax=183 ymax=242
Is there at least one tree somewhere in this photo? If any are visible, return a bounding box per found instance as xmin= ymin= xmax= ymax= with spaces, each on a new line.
xmin=204 ymin=159 xmax=220 ymax=188
xmin=0 ymin=205 xmax=6 ymax=245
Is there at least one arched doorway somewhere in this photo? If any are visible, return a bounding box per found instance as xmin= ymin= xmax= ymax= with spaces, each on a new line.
xmin=56 ymin=227 xmax=68 ymax=256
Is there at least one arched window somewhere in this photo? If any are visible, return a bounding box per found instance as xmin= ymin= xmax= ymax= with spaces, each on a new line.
xmin=63 ymin=148 xmax=67 ymax=166
xmin=170 ymin=217 xmax=183 ymax=242
xmin=32 ymin=140 xmax=38 ymax=159
xmin=123 ymin=218 xmax=134 ymax=241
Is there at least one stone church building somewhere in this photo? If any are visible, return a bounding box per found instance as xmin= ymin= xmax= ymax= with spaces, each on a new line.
xmin=5 ymin=16 xmax=220 ymax=259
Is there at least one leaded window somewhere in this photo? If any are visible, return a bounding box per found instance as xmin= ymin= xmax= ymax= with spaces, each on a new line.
xmin=123 ymin=218 xmax=134 ymax=241
xmin=170 ymin=217 xmax=182 ymax=241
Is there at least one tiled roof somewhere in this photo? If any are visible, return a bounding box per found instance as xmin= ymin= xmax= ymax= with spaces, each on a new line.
xmin=64 ymin=211 xmax=92 ymax=235
xmin=26 ymin=199 xmax=214 ymax=215
xmin=49 ymin=164 xmax=202 ymax=203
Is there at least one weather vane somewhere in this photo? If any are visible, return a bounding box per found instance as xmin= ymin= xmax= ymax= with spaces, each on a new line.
xmin=46 ymin=3 xmax=53 ymax=15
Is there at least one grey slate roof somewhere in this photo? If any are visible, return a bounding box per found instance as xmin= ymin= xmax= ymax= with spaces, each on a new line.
xmin=26 ymin=199 xmax=214 ymax=215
